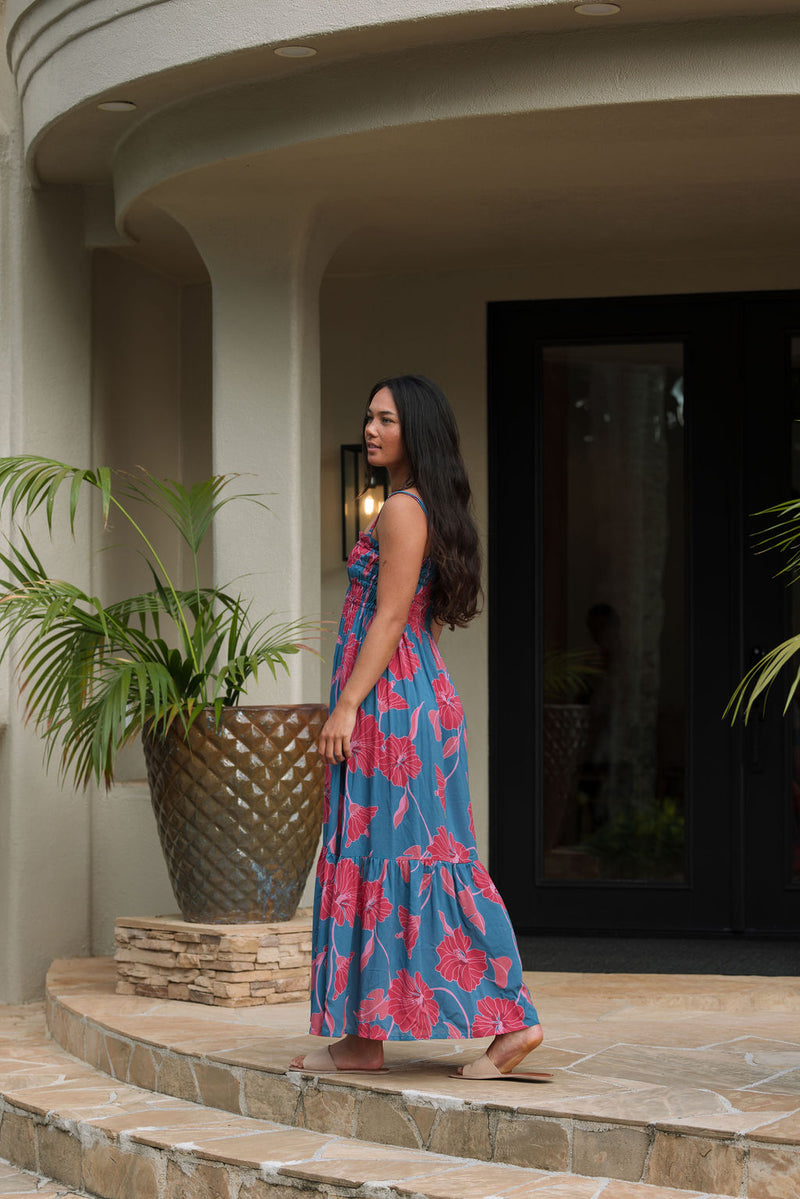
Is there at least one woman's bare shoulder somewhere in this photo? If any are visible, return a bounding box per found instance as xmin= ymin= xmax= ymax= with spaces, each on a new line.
xmin=375 ymin=490 xmax=428 ymax=544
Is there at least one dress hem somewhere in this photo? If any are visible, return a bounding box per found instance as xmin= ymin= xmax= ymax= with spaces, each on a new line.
xmin=307 ymin=1022 xmax=536 ymax=1041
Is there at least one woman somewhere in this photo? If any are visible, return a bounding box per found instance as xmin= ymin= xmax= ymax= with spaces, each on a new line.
xmin=290 ymin=375 xmax=547 ymax=1081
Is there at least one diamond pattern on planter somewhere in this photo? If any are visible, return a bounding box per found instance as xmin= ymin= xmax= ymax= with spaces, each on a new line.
xmin=144 ymin=705 xmax=327 ymax=923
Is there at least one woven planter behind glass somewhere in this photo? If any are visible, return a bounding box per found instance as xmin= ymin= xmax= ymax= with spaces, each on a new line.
xmin=143 ymin=704 xmax=327 ymax=923
xmin=543 ymin=703 xmax=590 ymax=851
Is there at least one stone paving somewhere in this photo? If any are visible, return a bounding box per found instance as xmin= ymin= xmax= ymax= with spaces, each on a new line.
xmin=0 ymin=1156 xmax=89 ymax=1196
xmin=0 ymin=959 xmax=798 ymax=1197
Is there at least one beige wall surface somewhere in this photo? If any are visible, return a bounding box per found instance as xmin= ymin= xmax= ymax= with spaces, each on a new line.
xmin=319 ymin=247 xmax=800 ymax=863
xmin=0 ymin=180 xmax=95 ymax=1003
xmin=88 ymin=251 xmax=213 ymax=952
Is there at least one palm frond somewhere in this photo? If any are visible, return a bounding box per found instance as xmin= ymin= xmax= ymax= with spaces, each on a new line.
xmin=0 ymin=456 xmax=111 ymax=531
xmin=118 ymin=471 xmax=268 ymax=555
xmin=726 ymin=635 xmax=800 ymax=723
xmin=0 ymin=453 xmax=319 ymax=788
xmin=728 ymin=497 xmax=800 ymax=721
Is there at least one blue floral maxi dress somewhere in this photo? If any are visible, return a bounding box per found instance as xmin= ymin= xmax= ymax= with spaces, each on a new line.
xmin=310 ymin=495 xmax=539 ymax=1040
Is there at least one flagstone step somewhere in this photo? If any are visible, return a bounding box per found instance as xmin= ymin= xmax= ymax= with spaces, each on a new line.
xmin=0 ymin=1156 xmax=90 ymax=1196
xmin=0 ymin=1005 xmax=736 ymax=1199
xmin=44 ymin=957 xmax=800 ymax=1198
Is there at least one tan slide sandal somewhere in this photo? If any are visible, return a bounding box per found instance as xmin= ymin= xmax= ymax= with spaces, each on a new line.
xmin=449 ymin=1053 xmax=553 ymax=1082
xmin=292 ymin=1046 xmax=391 ymax=1074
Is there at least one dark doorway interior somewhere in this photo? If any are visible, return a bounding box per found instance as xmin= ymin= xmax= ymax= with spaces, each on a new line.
xmin=488 ymin=291 xmax=800 ymax=936
xmin=516 ymin=934 xmax=799 ymax=976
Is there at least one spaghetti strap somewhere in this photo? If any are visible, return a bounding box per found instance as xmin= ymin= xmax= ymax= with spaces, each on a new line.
xmin=387 ymin=489 xmax=428 ymax=516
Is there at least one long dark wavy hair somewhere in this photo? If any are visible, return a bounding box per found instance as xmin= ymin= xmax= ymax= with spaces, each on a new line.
xmin=365 ymin=375 xmax=483 ymax=628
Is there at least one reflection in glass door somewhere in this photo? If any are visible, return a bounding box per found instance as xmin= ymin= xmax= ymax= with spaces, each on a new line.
xmin=540 ymin=345 xmax=686 ymax=885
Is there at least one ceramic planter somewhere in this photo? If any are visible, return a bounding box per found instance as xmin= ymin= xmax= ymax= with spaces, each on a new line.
xmin=143 ymin=704 xmax=327 ymax=923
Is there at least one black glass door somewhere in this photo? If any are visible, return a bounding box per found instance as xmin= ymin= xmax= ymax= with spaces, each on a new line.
xmin=739 ymin=298 xmax=800 ymax=933
xmin=489 ymin=291 xmax=800 ymax=935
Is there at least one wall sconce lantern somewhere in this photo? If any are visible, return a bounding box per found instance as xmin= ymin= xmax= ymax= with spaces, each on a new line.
xmin=340 ymin=444 xmax=388 ymax=560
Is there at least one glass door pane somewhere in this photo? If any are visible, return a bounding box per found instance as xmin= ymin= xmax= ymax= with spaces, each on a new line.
xmin=540 ymin=343 xmax=686 ymax=884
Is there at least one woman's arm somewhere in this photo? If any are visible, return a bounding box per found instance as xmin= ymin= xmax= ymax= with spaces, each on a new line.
xmin=319 ymin=494 xmax=428 ymax=764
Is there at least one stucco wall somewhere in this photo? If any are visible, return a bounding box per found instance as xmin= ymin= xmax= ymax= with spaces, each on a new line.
xmin=88 ymin=252 xmax=213 ymax=953
xmin=319 ymin=246 xmax=800 ymax=864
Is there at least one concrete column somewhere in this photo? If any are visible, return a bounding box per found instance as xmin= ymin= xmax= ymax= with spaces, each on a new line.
xmin=0 ymin=180 xmax=94 ymax=1002
xmin=160 ymin=199 xmax=344 ymax=704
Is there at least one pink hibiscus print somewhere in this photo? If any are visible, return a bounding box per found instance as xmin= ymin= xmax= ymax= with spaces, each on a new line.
xmin=341 ymin=584 xmax=362 ymax=636
xmin=408 ymin=604 xmax=425 ymax=637
xmin=309 ymin=1012 xmax=324 ymax=1035
xmin=320 ymin=858 xmax=361 ymax=927
xmin=337 ymin=633 xmax=359 ymax=686
xmin=396 ymin=905 xmax=421 ymax=954
xmin=471 ymin=996 xmax=527 ymax=1037
xmin=490 ymin=956 xmax=512 ymax=987
xmin=354 ymin=988 xmax=389 ymax=1023
xmin=457 ymin=885 xmax=486 ymax=934
xmin=388 ymin=640 xmax=420 ymax=681
xmin=382 ymin=735 xmax=423 ymax=787
xmin=357 ymin=1022 xmax=388 ymax=1040
xmin=425 ymin=826 xmax=471 ymax=863
xmin=348 ymin=713 xmax=385 ymax=777
xmin=316 ymin=853 xmax=332 ymax=888
xmin=387 ymin=969 xmax=440 ymax=1039
xmin=428 ymin=709 xmax=442 ymax=741
xmin=440 ymin=865 xmax=456 ymax=897
xmin=398 ymin=846 xmax=422 ymax=884
xmin=345 ymin=803 xmax=378 ymax=847
xmin=359 ymin=878 xmax=393 ymax=930
xmin=432 ymin=673 xmax=464 ymax=730
xmin=435 ymin=927 xmax=487 ymax=991
xmin=333 ymin=953 xmax=353 ymax=998
xmin=473 ymin=861 xmax=503 ymax=903
xmin=435 ymin=765 xmax=447 ymax=810
xmin=376 ymin=677 xmax=408 ymax=712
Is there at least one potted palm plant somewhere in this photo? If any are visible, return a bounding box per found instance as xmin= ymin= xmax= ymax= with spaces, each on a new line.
xmin=0 ymin=455 xmax=326 ymax=924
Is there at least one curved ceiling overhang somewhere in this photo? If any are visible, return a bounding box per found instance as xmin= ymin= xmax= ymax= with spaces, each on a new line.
xmin=10 ymin=0 xmax=800 ymax=184
xmin=113 ymin=16 xmax=800 ymax=228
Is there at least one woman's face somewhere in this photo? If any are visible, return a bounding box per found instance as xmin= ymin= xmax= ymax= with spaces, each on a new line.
xmin=364 ymin=387 xmax=410 ymax=479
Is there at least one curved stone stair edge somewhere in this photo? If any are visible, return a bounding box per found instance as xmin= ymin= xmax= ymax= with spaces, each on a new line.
xmin=42 ymin=966 xmax=795 ymax=1198
xmin=0 ymin=1004 xmax=741 ymax=1199
xmin=45 ymin=972 xmax=677 ymax=1178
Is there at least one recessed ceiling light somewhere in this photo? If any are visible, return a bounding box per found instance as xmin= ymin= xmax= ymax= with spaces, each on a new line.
xmin=574 ymin=2 xmax=621 ymax=13
xmin=273 ymin=45 xmax=317 ymax=58
xmin=97 ymin=99 xmax=137 ymax=111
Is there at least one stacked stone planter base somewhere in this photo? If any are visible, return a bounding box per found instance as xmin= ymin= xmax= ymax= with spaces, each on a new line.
xmin=114 ymin=909 xmax=312 ymax=1007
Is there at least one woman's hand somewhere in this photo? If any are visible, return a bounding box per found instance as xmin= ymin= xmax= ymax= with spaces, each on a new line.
xmin=319 ymin=700 xmax=357 ymax=764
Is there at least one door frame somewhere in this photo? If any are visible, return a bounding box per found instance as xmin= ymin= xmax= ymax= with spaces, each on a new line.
xmin=487 ymin=291 xmax=800 ymax=935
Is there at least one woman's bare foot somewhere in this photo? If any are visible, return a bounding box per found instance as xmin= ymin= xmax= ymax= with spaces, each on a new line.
xmin=487 ymin=1023 xmax=543 ymax=1073
xmin=453 ymin=1023 xmax=543 ymax=1077
xmin=290 ymin=1033 xmax=384 ymax=1071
